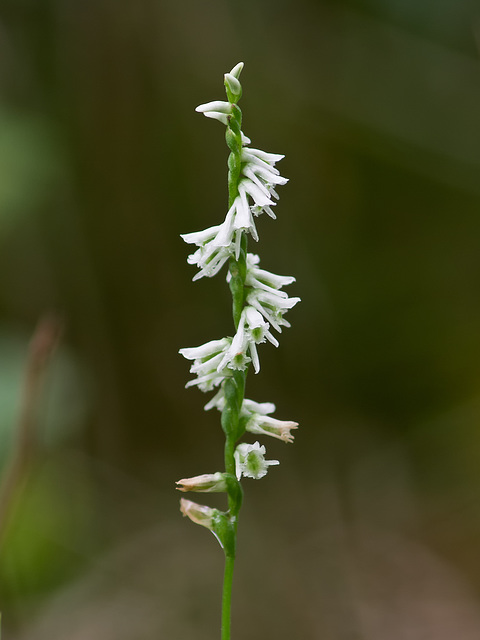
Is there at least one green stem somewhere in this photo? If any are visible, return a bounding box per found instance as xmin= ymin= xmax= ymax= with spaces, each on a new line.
xmin=220 ymin=96 xmax=247 ymax=640
xmin=221 ymin=555 xmax=236 ymax=640
xmin=224 ymin=436 xmax=236 ymax=478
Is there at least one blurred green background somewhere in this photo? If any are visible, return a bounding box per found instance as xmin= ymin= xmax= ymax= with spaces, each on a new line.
xmin=2 ymin=0 xmax=480 ymax=638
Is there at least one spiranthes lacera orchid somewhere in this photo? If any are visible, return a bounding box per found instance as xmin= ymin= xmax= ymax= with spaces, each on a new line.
xmin=177 ymin=62 xmax=300 ymax=640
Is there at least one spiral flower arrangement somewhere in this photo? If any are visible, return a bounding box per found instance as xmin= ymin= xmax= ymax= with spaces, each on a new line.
xmin=177 ymin=62 xmax=300 ymax=640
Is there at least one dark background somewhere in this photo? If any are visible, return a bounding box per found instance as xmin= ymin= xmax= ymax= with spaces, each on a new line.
xmin=2 ymin=1 xmax=480 ymax=638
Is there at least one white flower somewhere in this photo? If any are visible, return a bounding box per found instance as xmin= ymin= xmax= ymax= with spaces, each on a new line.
xmin=181 ymin=192 xmax=261 ymax=280
xmin=195 ymin=100 xmax=233 ymax=114
xmin=180 ymin=224 xmax=222 ymax=247
xmin=244 ymin=407 xmax=298 ymax=443
xmin=232 ymin=185 xmax=259 ymax=242
xmin=241 ymin=147 xmax=288 ymax=206
xmin=239 ymin=178 xmax=275 ymax=210
xmin=179 ymin=337 xmax=232 ymax=391
xmin=216 ymin=310 xmax=251 ymax=373
xmin=242 ymin=398 xmax=276 ymax=415
xmin=244 ymin=305 xmax=279 ymax=371
xmin=181 ymin=212 xmax=237 ymax=281
xmin=195 ymin=100 xmax=233 ymax=125
xmin=176 ymin=472 xmax=228 ymax=493
xmin=203 ymin=386 xmax=226 ymax=412
xmin=179 ymin=337 xmax=230 ymax=363
xmin=216 ymin=305 xmax=278 ymax=374
xmin=241 ymin=149 xmax=287 ymax=182
xmin=234 ymin=441 xmax=279 ymax=480
xmin=244 ymin=306 xmax=274 ymax=344
xmin=186 ymin=245 xmax=231 ymax=281
xmin=204 ymin=392 xmax=297 ymax=443
xmin=245 ymin=253 xmax=295 ymax=292
xmin=244 ymin=254 xmax=300 ymax=332
xmin=247 ymin=288 xmax=300 ymax=332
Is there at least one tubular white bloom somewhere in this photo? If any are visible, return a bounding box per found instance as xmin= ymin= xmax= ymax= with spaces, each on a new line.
xmin=241 ymin=168 xmax=277 ymax=219
xmin=188 ymin=245 xmax=232 ymax=281
xmin=242 ymin=398 xmax=276 ymax=415
xmin=243 ymin=254 xmax=300 ymax=332
xmin=195 ymin=100 xmax=234 ymax=125
xmin=213 ymin=203 xmax=237 ymax=246
xmin=180 ymin=224 xmax=222 ymax=246
xmin=195 ymin=100 xmax=233 ymax=114
xmin=233 ymin=185 xmax=259 ymax=241
xmin=243 ymin=160 xmax=287 ymax=188
xmin=245 ymin=253 xmax=295 ymax=295
xmin=241 ymin=147 xmax=288 ymax=204
xmin=216 ymin=311 xmax=250 ymax=373
xmin=245 ymin=413 xmax=298 ymax=444
xmin=204 ymin=391 xmax=297 ymax=443
xmin=179 ymin=337 xmax=230 ymax=361
xmin=245 ymin=306 xmax=278 ymax=347
xmin=181 ymin=209 xmax=237 ymax=280
xmin=182 ymin=190 xmax=276 ymax=281
xmin=239 ymin=152 xmax=287 ymax=221
xmin=217 ymin=305 xmax=278 ymax=374
xmin=247 ymin=289 xmax=300 ymax=332
xmin=234 ymin=441 xmax=279 ymax=480
xmin=240 ymin=178 xmax=276 ymax=211
xmin=245 ymin=306 xmax=268 ymax=342
xmin=179 ymin=337 xmax=232 ymax=392
xmin=244 ymin=148 xmax=285 ymax=164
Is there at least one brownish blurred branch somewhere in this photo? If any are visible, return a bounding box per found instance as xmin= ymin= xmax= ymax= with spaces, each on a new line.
xmin=0 ymin=314 xmax=63 ymax=548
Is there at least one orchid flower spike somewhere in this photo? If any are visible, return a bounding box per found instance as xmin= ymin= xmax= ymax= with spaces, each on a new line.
xmin=177 ymin=63 xmax=300 ymax=638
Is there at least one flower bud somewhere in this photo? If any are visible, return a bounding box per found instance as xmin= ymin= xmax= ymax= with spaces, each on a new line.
xmin=229 ymin=62 xmax=244 ymax=80
xmin=226 ymin=128 xmax=241 ymax=154
xmin=179 ymin=498 xmax=219 ymax=530
xmin=180 ymin=498 xmax=236 ymax=555
xmin=176 ymin=472 xmax=228 ymax=493
xmin=224 ymin=73 xmax=242 ymax=102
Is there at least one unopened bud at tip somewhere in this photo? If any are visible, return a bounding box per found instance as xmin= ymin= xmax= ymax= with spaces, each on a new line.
xmin=224 ymin=73 xmax=242 ymax=97
xmin=229 ymin=62 xmax=244 ymax=79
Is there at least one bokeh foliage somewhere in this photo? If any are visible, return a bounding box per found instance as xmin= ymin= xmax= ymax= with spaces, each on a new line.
xmin=1 ymin=0 xmax=480 ymax=638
